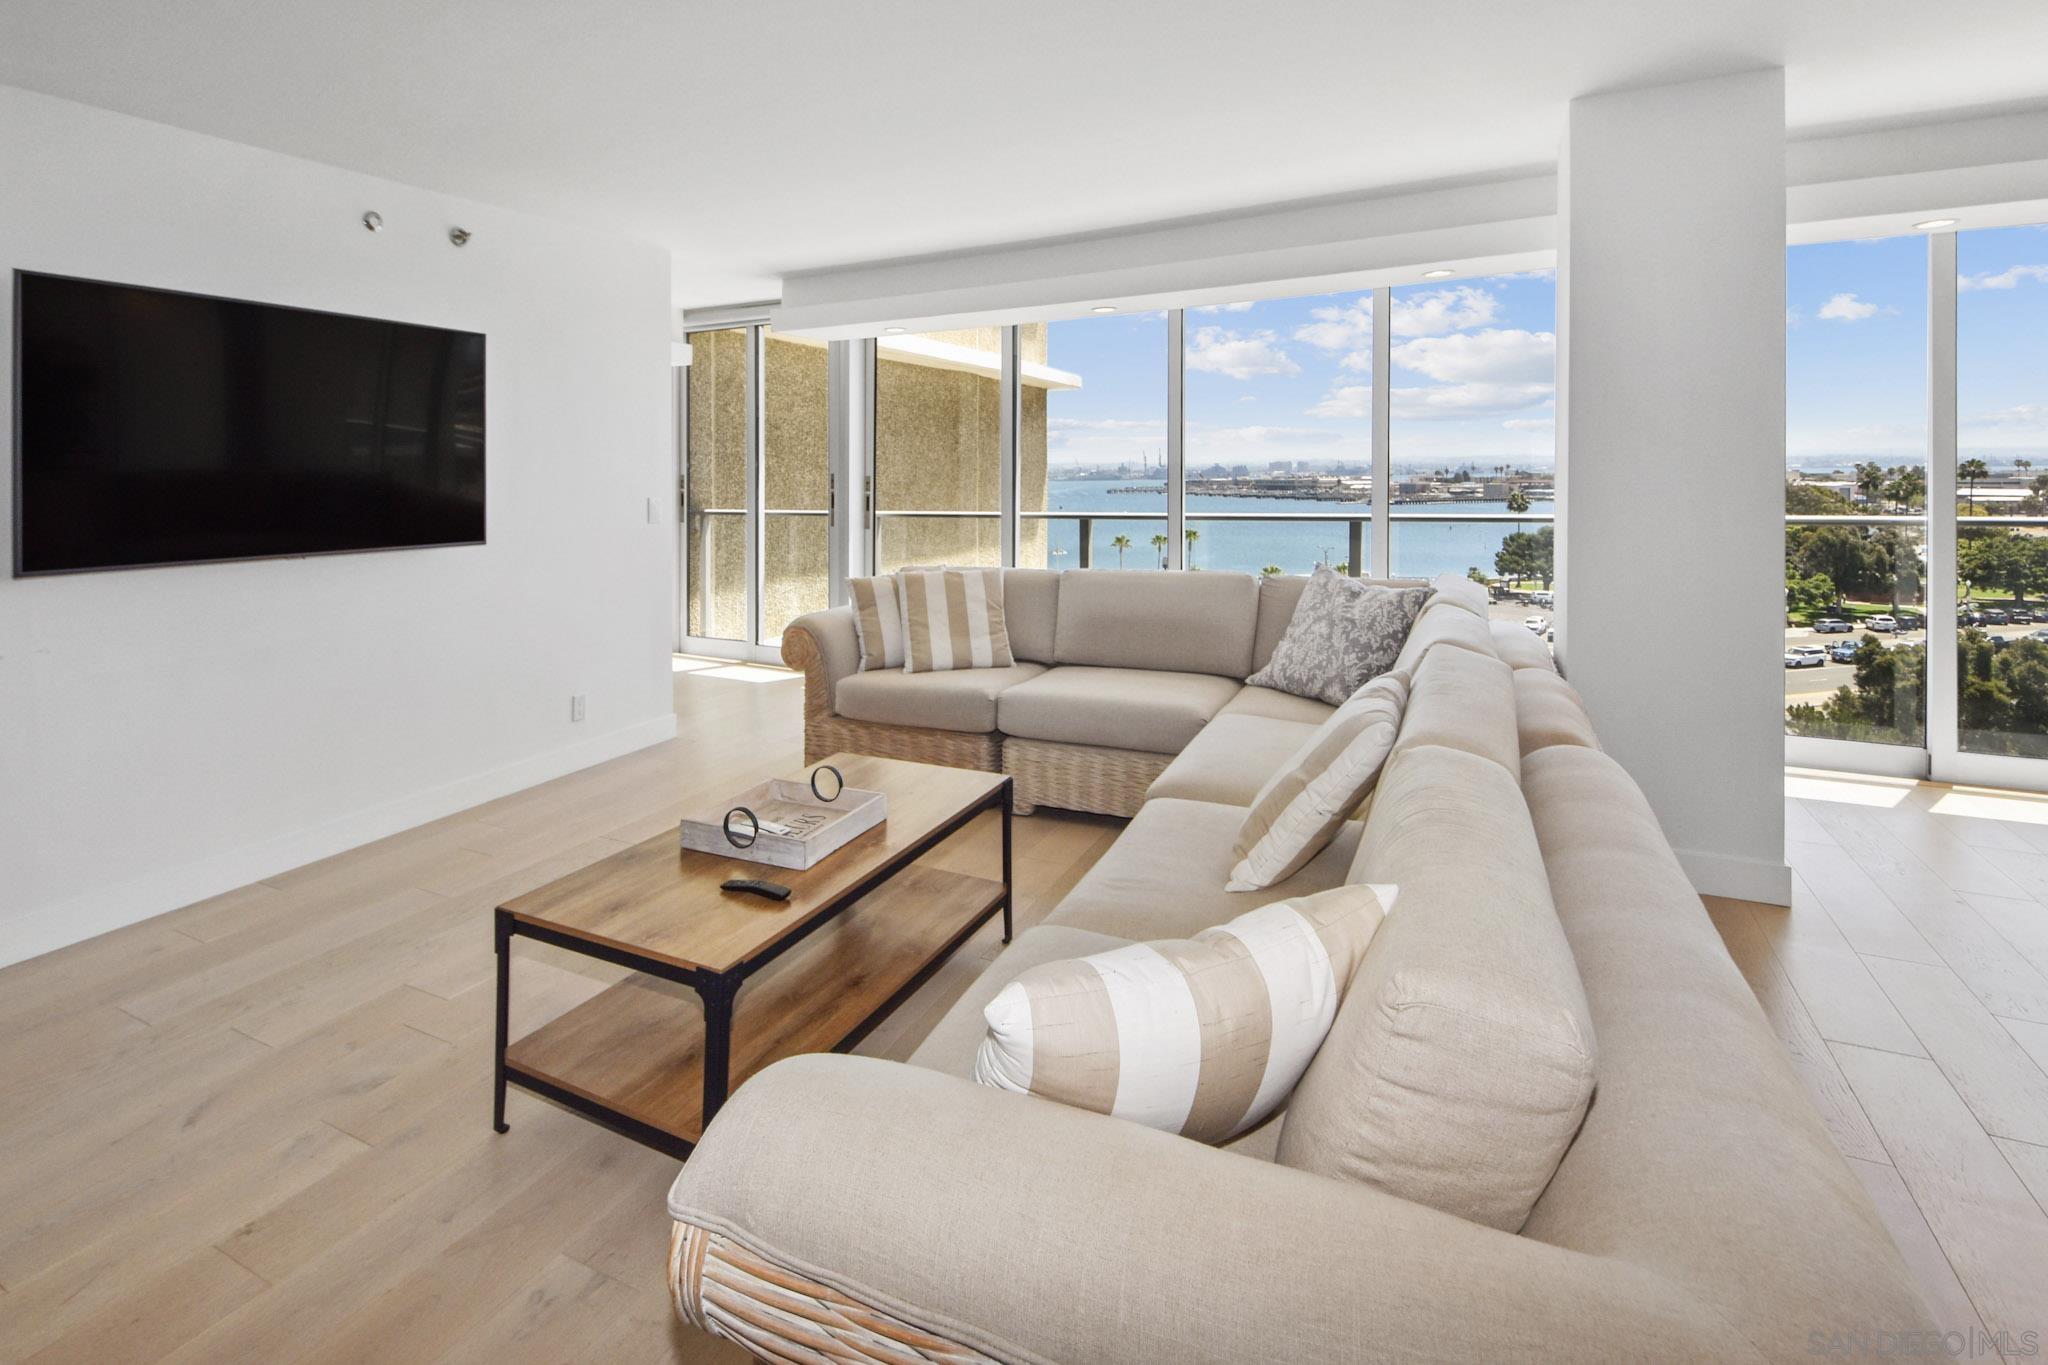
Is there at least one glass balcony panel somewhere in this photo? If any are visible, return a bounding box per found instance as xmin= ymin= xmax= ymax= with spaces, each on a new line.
xmin=685 ymin=327 xmax=748 ymax=641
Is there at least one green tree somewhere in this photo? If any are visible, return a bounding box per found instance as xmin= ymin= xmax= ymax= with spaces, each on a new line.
xmin=1506 ymin=487 xmax=1530 ymax=535
xmin=1110 ymin=533 xmax=1132 ymax=568
xmin=1149 ymin=532 xmax=1169 ymax=568
xmin=1960 ymin=458 xmax=1990 ymax=515
xmin=1882 ymin=465 xmax=1926 ymax=513
xmin=1183 ymin=527 xmax=1199 ymax=569
xmin=1494 ymin=526 xmax=1555 ymax=590
xmin=1854 ymin=461 xmax=1887 ymax=508
xmin=1793 ymin=526 xmax=1880 ymax=604
xmin=1786 ymin=571 xmax=1838 ymax=623
xmin=1785 ymin=480 xmax=1854 ymax=515
xmin=1260 ymin=563 xmax=1284 ymax=577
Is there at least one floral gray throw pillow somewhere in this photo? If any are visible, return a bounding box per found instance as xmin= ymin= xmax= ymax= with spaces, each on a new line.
xmin=1248 ymin=568 xmax=1431 ymax=705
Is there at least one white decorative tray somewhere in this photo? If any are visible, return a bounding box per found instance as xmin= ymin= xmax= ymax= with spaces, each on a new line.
xmin=678 ymin=777 xmax=887 ymax=870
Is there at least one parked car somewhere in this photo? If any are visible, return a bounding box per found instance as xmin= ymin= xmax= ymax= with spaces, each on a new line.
xmin=1530 ymin=591 xmax=1555 ymax=609
xmin=1827 ymin=640 xmax=1861 ymax=663
xmin=1896 ymin=612 xmax=1926 ymax=630
xmin=1867 ymin=614 xmax=1899 ymax=633
xmin=1785 ymin=645 xmax=1827 ymax=668
xmin=1524 ymin=615 xmax=1548 ymax=634
xmin=1982 ymin=608 xmax=2010 ymax=626
xmin=2009 ymin=609 xmax=2035 ymax=625
xmin=1812 ymin=617 xmax=1852 ymax=633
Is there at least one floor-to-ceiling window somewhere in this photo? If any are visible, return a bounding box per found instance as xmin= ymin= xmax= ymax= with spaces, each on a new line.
xmin=680 ymin=320 xmax=837 ymax=656
xmin=1027 ymin=311 xmax=1166 ymax=571
xmin=1182 ymin=291 xmax=1375 ymax=576
xmin=872 ymin=329 xmax=1005 ymax=573
xmin=1387 ymin=272 xmax=1556 ymax=602
xmin=1956 ymin=226 xmax=2048 ymax=758
xmin=1782 ymin=235 xmax=1930 ymax=749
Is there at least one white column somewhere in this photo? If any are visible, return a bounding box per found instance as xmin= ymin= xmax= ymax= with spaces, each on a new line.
xmin=1557 ymin=68 xmax=1791 ymax=905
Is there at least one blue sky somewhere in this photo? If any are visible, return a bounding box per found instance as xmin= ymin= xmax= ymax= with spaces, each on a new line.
xmin=1787 ymin=224 xmax=2048 ymax=468
xmin=1043 ymin=271 xmax=1558 ymax=473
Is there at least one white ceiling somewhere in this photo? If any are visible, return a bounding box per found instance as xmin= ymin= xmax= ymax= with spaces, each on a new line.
xmin=5 ymin=0 xmax=2048 ymax=306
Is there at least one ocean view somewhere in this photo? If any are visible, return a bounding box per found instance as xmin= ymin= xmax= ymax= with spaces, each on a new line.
xmin=1035 ymin=478 xmax=1557 ymax=579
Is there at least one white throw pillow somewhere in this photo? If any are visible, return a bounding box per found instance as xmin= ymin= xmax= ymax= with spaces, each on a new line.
xmin=1227 ymin=671 xmax=1408 ymax=891
xmin=847 ymin=575 xmax=905 ymax=671
xmin=895 ymin=566 xmax=1015 ymax=672
xmin=975 ymin=884 xmax=1396 ymax=1143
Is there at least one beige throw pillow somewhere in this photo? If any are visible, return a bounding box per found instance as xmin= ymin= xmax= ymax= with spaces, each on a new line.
xmin=847 ymin=575 xmax=905 ymax=671
xmin=896 ymin=567 xmax=1014 ymax=673
xmin=975 ymin=885 xmax=1396 ymax=1143
xmin=1227 ymin=671 xmax=1408 ymax=892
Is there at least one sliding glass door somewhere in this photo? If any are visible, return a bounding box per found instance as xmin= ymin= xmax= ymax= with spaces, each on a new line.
xmin=680 ymin=322 xmax=837 ymax=658
xmin=1784 ymin=219 xmax=2048 ymax=790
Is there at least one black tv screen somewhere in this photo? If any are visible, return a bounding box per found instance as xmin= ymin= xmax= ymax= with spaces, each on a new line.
xmin=13 ymin=272 xmax=485 ymax=575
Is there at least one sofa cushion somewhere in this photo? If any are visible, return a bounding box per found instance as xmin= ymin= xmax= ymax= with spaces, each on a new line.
xmin=897 ymin=567 xmax=1015 ymax=672
xmin=1228 ymin=671 xmax=1407 ymax=892
xmin=847 ymin=575 xmax=907 ymax=672
xmin=1148 ymin=714 xmax=1321 ymax=807
xmin=997 ymin=667 xmax=1240 ymax=754
xmin=1514 ymin=668 xmax=1599 ymax=757
xmin=1253 ymin=575 xmax=1429 ymax=675
xmin=836 ymin=662 xmax=1046 ymax=734
xmin=1391 ymin=643 xmax=1521 ymax=781
xmin=1047 ymin=797 xmax=1363 ymax=942
xmin=1427 ymin=571 xmax=1492 ymax=619
xmin=907 ymin=922 xmax=1287 ymax=1161
xmin=976 ymin=886 xmax=1394 ymax=1143
xmin=1002 ymin=568 xmax=1061 ymax=664
xmin=1276 ymin=744 xmax=1597 ymax=1233
xmin=1489 ymin=618 xmax=1556 ymax=671
xmin=1387 ymin=596 xmax=1497 ymax=678
xmin=1247 ymin=567 xmax=1429 ymax=705
xmin=1217 ymin=684 xmax=1337 ymax=726
xmin=1053 ymin=570 xmax=1259 ymax=678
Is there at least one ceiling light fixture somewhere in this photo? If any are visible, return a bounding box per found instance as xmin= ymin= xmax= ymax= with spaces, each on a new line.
xmin=883 ymin=326 xmax=905 ymax=334
xmin=1421 ymin=268 xmax=1455 ymax=279
xmin=1090 ymin=305 xmax=1117 ymax=314
xmin=1913 ymin=218 xmax=1958 ymax=231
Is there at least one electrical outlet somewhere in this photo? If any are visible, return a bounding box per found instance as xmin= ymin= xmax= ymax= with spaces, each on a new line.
xmin=570 ymin=694 xmax=587 ymax=723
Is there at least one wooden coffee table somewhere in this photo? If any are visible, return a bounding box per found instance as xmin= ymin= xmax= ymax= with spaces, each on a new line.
xmin=491 ymin=753 xmax=1011 ymax=1159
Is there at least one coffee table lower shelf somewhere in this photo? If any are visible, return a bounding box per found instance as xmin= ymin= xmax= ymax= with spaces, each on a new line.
xmin=501 ymin=862 xmax=1005 ymax=1156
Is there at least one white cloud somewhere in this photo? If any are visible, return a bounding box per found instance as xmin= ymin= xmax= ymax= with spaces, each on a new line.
xmin=1817 ymin=292 xmax=1883 ymax=321
xmin=1184 ymin=326 xmax=1299 ymax=380
xmin=1193 ymin=301 xmax=1257 ymax=313
xmin=1390 ymin=285 xmax=1498 ymax=337
xmin=1294 ymin=301 xmax=1372 ymax=353
xmin=1390 ymin=382 xmax=1555 ymax=421
xmin=1047 ymin=416 xmax=1164 ymax=432
xmin=1236 ymin=395 xmax=1258 ymax=404
xmin=1786 ymin=307 xmax=1803 ymax=329
xmin=1503 ymin=418 xmax=1554 ymax=431
xmin=1389 ymin=328 xmax=1554 ymax=384
xmin=1958 ymin=264 xmax=2048 ymax=291
xmin=1308 ymin=386 xmax=1369 ymax=419
xmin=1963 ymin=404 xmax=2048 ymax=430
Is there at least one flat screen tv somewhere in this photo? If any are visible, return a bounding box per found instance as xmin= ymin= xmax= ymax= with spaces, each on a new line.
xmin=12 ymin=271 xmax=485 ymax=576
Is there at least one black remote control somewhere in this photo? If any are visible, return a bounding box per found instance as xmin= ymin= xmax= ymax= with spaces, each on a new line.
xmin=721 ymin=877 xmax=792 ymax=902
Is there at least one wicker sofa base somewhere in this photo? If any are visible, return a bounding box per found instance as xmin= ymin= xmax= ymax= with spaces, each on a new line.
xmin=671 ymin=1220 xmax=996 ymax=1364
xmin=802 ymin=713 xmax=1002 ymax=774
xmin=1002 ymin=736 xmax=1172 ymax=819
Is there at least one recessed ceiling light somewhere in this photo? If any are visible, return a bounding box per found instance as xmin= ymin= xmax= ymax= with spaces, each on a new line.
xmin=883 ymin=326 xmax=905 ymax=334
xmin=1090 ymin=305 xmax=1117 ymax=314
xmin=1421 ymin=268 xmax=1455 ymax=279
xmin=1913 ymin=218 xmax=1958 ymax=231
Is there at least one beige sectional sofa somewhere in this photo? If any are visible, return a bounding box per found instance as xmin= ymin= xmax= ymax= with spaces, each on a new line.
xmin=670 ymin=574 xmax=1933 ymax=1362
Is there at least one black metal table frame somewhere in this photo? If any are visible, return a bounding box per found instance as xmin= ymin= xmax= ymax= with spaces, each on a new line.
xmin=494 ymin=776 xmax=1013 ymax=1159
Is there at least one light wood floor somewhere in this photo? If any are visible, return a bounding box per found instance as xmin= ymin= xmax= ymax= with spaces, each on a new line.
xmin=2 ymin=667 xmax=2045 ymax=1361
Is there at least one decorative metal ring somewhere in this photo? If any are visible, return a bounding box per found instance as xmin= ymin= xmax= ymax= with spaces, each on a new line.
xmin=810 ymin=764 xmax=845 ymax=803
xmin=722 ymin=806 xmax=760 ymax=849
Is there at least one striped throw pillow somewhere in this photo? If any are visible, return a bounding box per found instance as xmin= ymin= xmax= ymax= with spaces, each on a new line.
xmin=896 ymin=567 xmax=1014 ymax=673
xmin=975 ymin=884 xmax=1396 ymax=1143
xmin=1227 ymin=670 xmax=1408 ymax=892
xmin=847 ymin=575 xmax=906 ymax=672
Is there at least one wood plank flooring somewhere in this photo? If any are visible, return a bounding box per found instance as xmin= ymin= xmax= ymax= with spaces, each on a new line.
xmin=3 ymin=669 xmax=2046 ymax=1359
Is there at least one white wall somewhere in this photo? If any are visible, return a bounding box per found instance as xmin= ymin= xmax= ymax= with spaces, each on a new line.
xmin=0 ymin=86 xmax=678 ymax=965
xmin=1556 ymin=69 xmax=1791 ymax=904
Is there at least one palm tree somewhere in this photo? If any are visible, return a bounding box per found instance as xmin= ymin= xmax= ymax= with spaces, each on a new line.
xmin=1149 ymin=532 xmax=1169 ymax=568
xmin=1507 ymin=487 xmax=1531 ymax=535
xmin=1111 ymin=533 xmax=1132 ymax=568
xmin=1184 ymin=527 xmax=1200 ymax=569
xmin=1855 ymin=461 xmax=1886 ymax=509
xmin=1960 ymin=458 xmax=1989 ymax=515
xmin=1261 ymin=564 xmax=1284 ymax=577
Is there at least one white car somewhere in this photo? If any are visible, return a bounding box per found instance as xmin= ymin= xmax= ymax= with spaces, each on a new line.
xmin=1785 ymin=645 xmax=1827 ymax=668
xmin=1524 ymin=615 xmax=1548 ymax=634
xmin=1867 ymin=614 xmax=1899 ymax=633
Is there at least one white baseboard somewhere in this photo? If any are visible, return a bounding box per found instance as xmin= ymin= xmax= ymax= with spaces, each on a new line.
xmin=0 ymin=711 xmax=680 ymax=970
xmin=1673 ymin=846 xmax=1793 ymax=906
